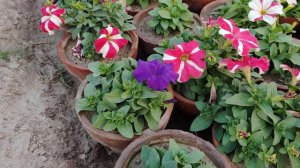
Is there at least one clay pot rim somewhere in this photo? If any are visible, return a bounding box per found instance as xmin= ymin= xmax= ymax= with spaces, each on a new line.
xmin=76 ymin=79 xmax=175 ymax=141
xmin=134 ymin=4 xmax=203 ymax=46
xmin=57 ymin=30 xmax=139 ymax=72
xmin=115 ymin=129 xmax=234 ymax=168
xmin=173 ymin=90 xmax=196 ymax=106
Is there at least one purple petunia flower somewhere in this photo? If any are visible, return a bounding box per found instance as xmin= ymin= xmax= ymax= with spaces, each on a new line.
xmin=133 ymin=59 xmax=178 ymax=91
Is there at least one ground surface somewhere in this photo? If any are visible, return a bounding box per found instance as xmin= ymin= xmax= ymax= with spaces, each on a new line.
xmin=0 ymin=0 xmax=118 ymax=167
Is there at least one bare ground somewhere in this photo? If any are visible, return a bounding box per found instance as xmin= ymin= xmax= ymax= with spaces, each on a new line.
xmin=0 ymin=0 xmax=118 ymax=167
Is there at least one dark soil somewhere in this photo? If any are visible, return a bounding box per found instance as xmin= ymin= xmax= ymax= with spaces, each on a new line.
xmin=138 ymin=15 xmax=200 ymax=45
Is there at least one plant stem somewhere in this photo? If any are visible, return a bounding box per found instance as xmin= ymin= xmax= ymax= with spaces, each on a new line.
xmin=222 ymin=40 xmax=232 ymax=49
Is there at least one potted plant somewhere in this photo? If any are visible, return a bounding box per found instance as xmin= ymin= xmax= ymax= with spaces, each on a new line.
xmin=200 ymin=0 xmax=300 ymax=90
xmin=115 ymin=130 xmax=233 ymax=168
xmin=40 ymin=0 xmax=138 ymax=81
xmin=134 ymin=0 xmax=202 ymax=55
xmin=75 ymin=58 xmax=177 ymax=152
xmin=126 ymin=0 xmax=158 ymax=16
xmin=183 ymin=0 xmax=216 ymax=13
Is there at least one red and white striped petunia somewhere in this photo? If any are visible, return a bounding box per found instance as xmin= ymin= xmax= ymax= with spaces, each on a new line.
xmin=219 ymin=56 xmax=270 ymax=74
xmin=248 ymin=0 xmax=283 ymax=25
xmin=94 ymin=25 xmax=128 ymax=59
xmin=40 ymin=5 xmax=65 ymax=35
xmin=280 ymin=64 xmax=300 ymax=80
xmin=162 ymin=40 xmax=206 ymax=83
xmin=217 ymin=17 xmax=259 ymax=56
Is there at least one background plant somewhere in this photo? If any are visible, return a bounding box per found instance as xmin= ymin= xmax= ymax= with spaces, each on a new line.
xmin=57 ymin=0 xmax=135 ymax=60
xmin=141 ymin=139 xmax=216 ymax=168
xmin=147 ymin=0 xmax=193 ymax=36
xmin=126 ymin=0 xmax=153 ymax=9
xmin=75 ymin=58 xmax=173 ymax=138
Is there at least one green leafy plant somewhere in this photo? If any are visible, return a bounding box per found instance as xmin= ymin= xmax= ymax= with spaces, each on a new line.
xmin=75 ymin=58 xmax=173 ymax=138
xmin=147 ymin=0 xmax=193 ymax=36
xmin=57 ymin=0 xmax=135 ymax=60
xmin=141 ymin=139 xmax=216 ymax=168
xmin=126 ymin=0 xmax=152 ymax=9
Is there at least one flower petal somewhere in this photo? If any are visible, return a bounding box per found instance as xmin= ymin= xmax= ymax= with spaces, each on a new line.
xmin=249 ymin=0 xmax=262 ymax=10
xmin=267 ymin=4 xmax=283 ymax=15
xmin=248 ymin=10 xmax=262 ymax=22
xmin=263 ymin=15 xmax=277 ymax=25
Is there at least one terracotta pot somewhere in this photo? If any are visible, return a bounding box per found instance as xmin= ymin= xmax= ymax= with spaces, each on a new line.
xmin=199 ymin=0 xmax=229 ymax=25
xmin=183 ymin=0 xmax=215 ymax=13
xmin=279 ymin=17 xmax=300 ymax=32
xmin=58 ymin=30 xmax=138 ymax=81
xmin=134 ymin=4 xmax=202 ymax=55
xmin=173 ymin=91 xmax=199 ymax=116
xmin=115 ymin=129 xmax=234 ymax=168
xmin=76 ymin=79 xmax=175 ymax=153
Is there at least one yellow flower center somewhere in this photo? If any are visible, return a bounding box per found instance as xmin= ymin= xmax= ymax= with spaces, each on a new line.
xmin=260 ymin=9 xmax=267 ymax=15
xmin=106 ymin=34 xmax=112 ymax=41
xmin=180 ymin=54 xmax=189 ymax=61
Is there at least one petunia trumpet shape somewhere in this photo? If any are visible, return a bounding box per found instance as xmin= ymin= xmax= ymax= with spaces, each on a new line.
xmin=280 ymin=64 xmax=300 ymax=81
xmin=287 ymin=0 xmax=297 ymax=6
xmin=133 ymin=60 xmax=178 ymax=91
xmin=248 ymin=0 xmax=283 ymax=25
xmin=94 ymin=25 xmax=128 ymax=59
xmin=163 ymin=40 xmax=206 ymax=83
xmin=217 ymin=17 xmax=259 ymax=56
xmin=40 ymin=5 xmax=65 ymax=35
xmin=219 ymin=56 xmax=270 ymax=74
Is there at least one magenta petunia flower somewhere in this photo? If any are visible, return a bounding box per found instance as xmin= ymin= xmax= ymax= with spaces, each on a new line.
xmin=94 ymin=25 xmax=128 ymax=59
xmin=219 ymin=56 xmax=270 ymax=74
xmin=133 ymin=60 xmax=178 ymax=91
xmin=217 ymin=17 xmax=259 ymax=56
xmin=40 ymin=5 xmax=65 ymax=35
xmin=280 ymin=64 xmax=300 ymax=80
xmin=162 ymin=40 xmax=206 ymax=83
xmin=248 ymin=0 xmax=283 ymax=25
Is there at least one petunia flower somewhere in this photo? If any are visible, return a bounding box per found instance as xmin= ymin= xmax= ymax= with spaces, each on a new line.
xmin=94 ymin=25 xmax=128 ymax=59
xmin=162 ymin=40 xmax=206 ymax=83
xmin=217 ymin=17 xmax=259 ymax=56
xmin=72 ymin=35 xmax=83 ymax=59
xmin=219 ymin=56 xmax=270 ymax=74
xmin=206 ymin=16 xmax=217 ymax=27
xmin=133 ymin=60 xmax=178 ymax=91
xmin=248 ymin=0 xmax=283 ymax=25
xmin=280 ymin=64 xmax=300 ymax=81
xmin=287 ymin=0 xmax=297 ymax=6
xmin=40 ymin=5 xmax=65 ymax=35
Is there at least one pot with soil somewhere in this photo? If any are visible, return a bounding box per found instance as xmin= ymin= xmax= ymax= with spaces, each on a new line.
xmin=134 ymin=2 xmax=202 ymax=56
xmin=183 ymin=0 xmax=215 ymax=13
xmin=126 ymin=0 xmax=158 ymax=16
xmin=75 ymin=58 xmax=175 ymax=152
xmin=58 ymin=30 xmax=138 ymax=81
xmin=174 ymin=91 xmax=199 ymax=116
xmin=115 ymin=129 xmax=233 ymax=168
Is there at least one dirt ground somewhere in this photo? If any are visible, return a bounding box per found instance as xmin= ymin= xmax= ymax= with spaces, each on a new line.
xmin=0 ymin=0 xmax=118 ymax=167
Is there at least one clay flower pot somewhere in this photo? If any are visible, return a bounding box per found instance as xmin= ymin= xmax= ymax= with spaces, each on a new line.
xmin=134 ymin=4 xmax=202 ymax=55
xmin=58 ymin=30 xmax=138 ymax=81
xmin=76 ymin=79 xmax=174 ymax=153
xmin=199 ymin=0 xmax=229 ymax=25
xmin=115 ymin=129 xmax=234 ymax=168
xmin=183 ymin=0 xmax=215 ymax=13
xmin=174 ymin=91 xmax=199 ymax=116
xmin=126 ymin=2 xmax=159 ymax=16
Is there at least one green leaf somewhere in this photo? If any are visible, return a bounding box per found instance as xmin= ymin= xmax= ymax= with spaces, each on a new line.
xmin=148 ymin=19 xmax=160 ymax=28
xmin=273 ymin=128 xmax=282 ymax=145
xmin=160 ymin=20 xmax=169 ymax=30
xmin=104 ymin=90 xmax=125 ymax=103
xmin=75 ymin=98 xmax=95 ymax=113
xmin=145 ymin=113 xmax=159 ymax=130
xmin=190 ymin=116 xmax=213 ymax=132
xmin=217 ymin=141 xmax=237 ymax=154
xmin=251 ymin=110 xmax=266 ymax=132
xmin=195 ymin=101 xmax=209 ymax=112
xmin=180 ymin=12 xmax=192 ymax=21
xmin=134 ymin=117 xmax=144 ymax=133
xmin=270 ymin=43 xmax=278 ymax=58
xmin=117 ymin=123 xmax=134 ymax=138
xmin=84 ymin=83 xmax=97 ymax=97
xmin=88 ymin=62 xmax=101 ymax=76
xmin=151 ymin=106 xmax=162 ymax=122
xmin=139 ymin=0 xmax=149 ymax=9
xmin=186 ymin=150 xmax=204 ymax=163
xmin=142 ymin=147 xmax=161 ymax=168
xmin=169 ymin=139 xmax=180 ymax=155
xmin=92 ymin=114 xmax=106 ymax=129
xmin=158 ymin=9 xmax=171 ymax=19
xmin=258 ymin=102 xmax=280 ymax=124
xmin=140 ymin=90 xmax=158 ymax=98
xmin=290 ymin=53 xmax=300 ymax=66
xmin=161 ymin=161 xmax=177 ymax=168
xmin=225 ymin=93 xmax=255 ymax=106
xmin=103 ymin=121 xmax=117 ymax=131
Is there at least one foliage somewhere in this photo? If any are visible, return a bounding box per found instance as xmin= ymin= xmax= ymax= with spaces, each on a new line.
xmin=212 ymin=0 xmax=300 ymax=71
xmin=57 ymin=0 xmax=135 ymax=60
xmin=75 ymin=58 xmax=173 ymax=138
xmin=147 ymin=0 xmax=193 ymax=36
xmin=126 ymin=0 xmax=153 ymax=9
xmin=141 ymin=139 xmax=216 ymax=168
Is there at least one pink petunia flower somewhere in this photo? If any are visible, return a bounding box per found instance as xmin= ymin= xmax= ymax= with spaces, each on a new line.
xmin=40 ymin=5 xmax=65 ymax=35
xmin=248 ymin=0 xmax=283 ymax=25
xmin=280 ymin=64 xmax=300 ymax=80
xmin=162 ymin=40 xmax=206 ymax=83
xmin=94 ymin=25 xmax=128 ymax=59
xmin=219 ymin=56 xmax=270 ymax=74
xmin=206 ymin=16 xmax=217 ymax=27
xmin=217 ymin=17 xmax=259 ymax=56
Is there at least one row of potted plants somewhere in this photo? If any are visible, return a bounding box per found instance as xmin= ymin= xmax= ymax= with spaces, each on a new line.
xmin=40 ymin=0 xmax=300 ymax=167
